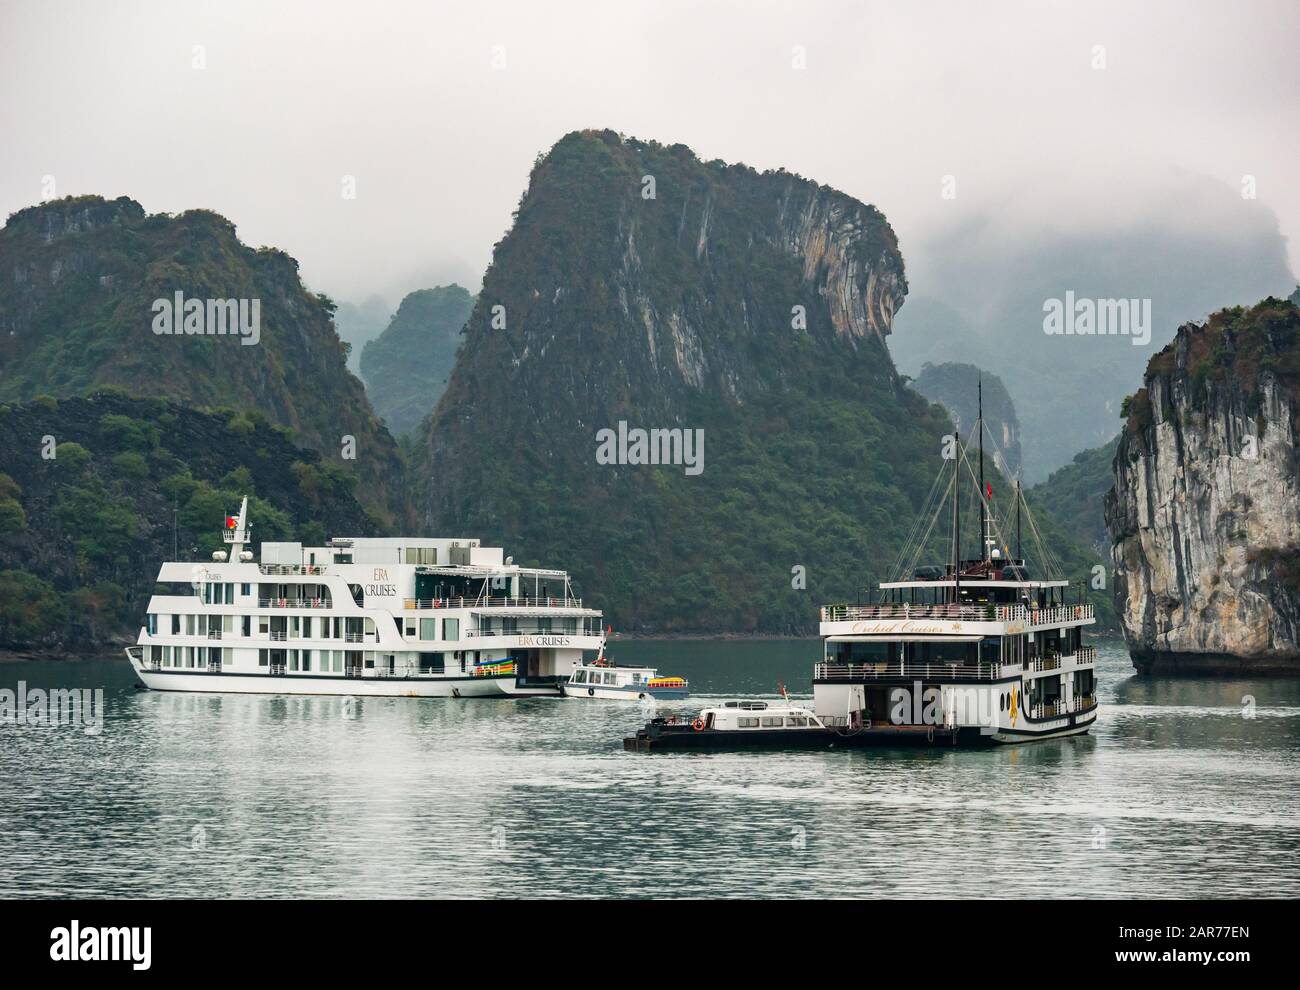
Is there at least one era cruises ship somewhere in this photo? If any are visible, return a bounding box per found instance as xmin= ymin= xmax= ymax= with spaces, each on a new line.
xmin=126 ymin=500 xmax=605 ymax=697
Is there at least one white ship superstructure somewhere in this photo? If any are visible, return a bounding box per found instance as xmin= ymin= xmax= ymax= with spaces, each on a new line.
xmin=126 ymin=499 xmax=605 ymax=697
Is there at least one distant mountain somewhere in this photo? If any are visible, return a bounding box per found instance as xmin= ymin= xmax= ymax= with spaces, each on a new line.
xmin=360 ymin=285 xmax=474 ymax=437
xmin=911 ymin=362 xmax=1023 ymax=477
xmin=334 ymin=294 xmax=390 ymax=374
xmin=411 ymin=128 xmax=1091 ymax=634
xmin=0 ymin=391 xmax=378 ymax=654
xmin=0 ymin=195 xmax=407 ymax=523
xmin=891 ymin=175 xmax=1296 ymax=481
xmin=1027 ymin=436 xmax=1119 ymax=558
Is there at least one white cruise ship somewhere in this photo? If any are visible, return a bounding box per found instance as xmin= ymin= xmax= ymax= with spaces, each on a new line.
xmin=126 ymin=499 xmax=605 ymax=697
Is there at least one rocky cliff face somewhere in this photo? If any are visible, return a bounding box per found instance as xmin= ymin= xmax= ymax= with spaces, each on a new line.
xmin=0 ymin=195 xmax=407 ymax=524
xmin=1105 ymin=297 xmax=1300 ymax=672
xmin=413 ymin=130 xmax=955 ymax=634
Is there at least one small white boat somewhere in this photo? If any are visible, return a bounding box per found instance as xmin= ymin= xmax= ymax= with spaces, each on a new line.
xmin=563 ymin=659 xmax=688 ymax=700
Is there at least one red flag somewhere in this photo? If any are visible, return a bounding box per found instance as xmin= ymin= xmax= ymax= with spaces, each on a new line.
xmin=986 ymin=483 xmax=992 ymax=499
xmin=226 ymin=516 xmax=237 ymax=529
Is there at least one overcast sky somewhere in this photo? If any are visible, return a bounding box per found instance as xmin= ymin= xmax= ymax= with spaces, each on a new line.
xmin=2 ymin=0 xmax=1296 ymax=304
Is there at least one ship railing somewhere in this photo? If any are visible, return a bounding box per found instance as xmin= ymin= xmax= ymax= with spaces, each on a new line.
xmin=259 ymin=598 xmax=333 ymax=609
xmin=268 ymin=663 xmax=287 ymax=676
xmin=206 ymin=661 xmax=222 ymax=673
xmin=126 ymin=646 xmax=144 ymax=663
xmin=821 ymin=603 xmax=1029 ymax=623
xmin=819 ymin=603 xmax=1096 ymax=625
xmin=268 ymin=631 xmax=287 ymax=642
xmin=258 ymin=564 xmax=328 ymax=576
xmin=344 ymin=633 xmax=364 ymax=643
xmin=1074 ymin=646 xmax=1097 ymax=665
xmin=1030 ymin=701 xmax=1064 ymax=719
xmin=404 ymin=596 xmax=585 ymax=610
xmin=1029 ymin=655 xmax=1061 ymax=672
xmin=345 ymin=666 xmax=364 ymax=678
xmin=814 ymin=662 xmax=1001 ymax=681
xmin=207 ymin=630 xmax=223 ymax=640
xmin=1027 ymin=605 xmax=1094 ymax=625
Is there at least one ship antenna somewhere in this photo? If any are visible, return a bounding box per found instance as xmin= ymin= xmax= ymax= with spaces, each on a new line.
xmin=951 ymin=430 xmax=961 ymax=604
xmin=978 ymin=376 xmax=986 ymax=563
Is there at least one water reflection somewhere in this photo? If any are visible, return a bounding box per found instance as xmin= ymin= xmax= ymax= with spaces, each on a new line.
xmin=0 ymin=639 xmax=1296 ymax=898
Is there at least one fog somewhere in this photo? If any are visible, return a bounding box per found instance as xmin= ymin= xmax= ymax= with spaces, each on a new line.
xmin=2 ymin=0 xmax=1296 ymax=307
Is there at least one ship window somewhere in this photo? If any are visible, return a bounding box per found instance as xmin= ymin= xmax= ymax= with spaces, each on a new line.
xmin=146 ymin=614 xmax=157 ymax=635
xmin=786 ymin=717 xmax=807 ymax=727
xmin=738 ymin=718 xmax=760 ymax=728
xmin=443 ymin=618 xmax=460 ymax=641
xmin=172 ymin=614 xmax=181 ymax=634
xmin=572 ymin=670 xmax=586 ymax=683
xmin=761 ymin=717 xmax=783 ymax=727
xmin=420 ymin=618 xmax=436 ymax=640
xmin=405 ymin=619 xmax=417 ymax=638
xmin=241 ymin=583 xmax=251 ymax=597
xmin=259 ymin=650 xmax=268 ymax=667
xmin=538 ymin=618 xmax=552 ymax=633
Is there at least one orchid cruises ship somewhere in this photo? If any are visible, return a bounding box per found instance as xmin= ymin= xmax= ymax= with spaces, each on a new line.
xmin=814 ymin=384 xmax=1097 ymax=745
xmin=627 ymin=384 xmax=1098 ymax=751
xmin=126 ymin=500 xmax=605 ymax=697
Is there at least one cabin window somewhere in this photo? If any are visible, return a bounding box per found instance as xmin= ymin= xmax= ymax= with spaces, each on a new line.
xmin=442 ymin=618 xmax=460 ymax=641
xmin=572 ymin=670 xmax=587 ymax=683
xmin=563 ymin=618 xmax=577 ymax=634
xmin=538 ymin=618 xmax=552 ymax=633
xmin=171 ymin=614 xmax=181 ymax=634
xmin=241 ymin=583 xmax=252 ymax=597
xmin=738 ymin=717 xmax=760 ymax=728
xmin=405 ymin=619 xmax=417 ymax=638
xmin=787 ymin=717 xmax=807 ymax=727
xmin=405 ymin=547 xmax=438 ymax=565
xmin=631 ymin=673 xmax=641 ymax=684
xmin=258 ymin=649 xmax=268 ymax=667
xmin=146 ymin=614 xmax=157 ymax=635
xmin=761 ymin=717 xmax=783 ymax=727
xmin=222 ymin=648 xmax=232 ymax=667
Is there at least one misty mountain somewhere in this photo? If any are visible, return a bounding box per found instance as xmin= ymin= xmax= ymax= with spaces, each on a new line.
xmin=334 ymin=294 xmax=391 ymax=374
xmin=890 ymin=174 xmax=1296 ymax=481
xmin=360 ymin=285 xmax=474 ymax=437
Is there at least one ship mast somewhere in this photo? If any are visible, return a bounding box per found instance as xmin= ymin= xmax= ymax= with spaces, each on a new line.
xmin=951 ymin=430 xmax=960 ymax=604
xmin=978 ymin=376 xmax=986 ymax=563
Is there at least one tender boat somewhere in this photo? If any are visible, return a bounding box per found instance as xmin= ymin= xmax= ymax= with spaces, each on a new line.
xmin=624 ymin=697 xmax=977 ymax=751
xmin=563 ymin=659 xmax=688 ymax=700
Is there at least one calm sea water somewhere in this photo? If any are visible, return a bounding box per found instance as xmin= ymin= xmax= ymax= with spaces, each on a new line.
xmin=1 ymin=637 xmax=1296 ymax=899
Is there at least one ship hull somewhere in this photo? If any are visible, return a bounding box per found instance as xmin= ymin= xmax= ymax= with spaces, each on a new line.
xmin=129 ymin=659 xmax=558 ymax=698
